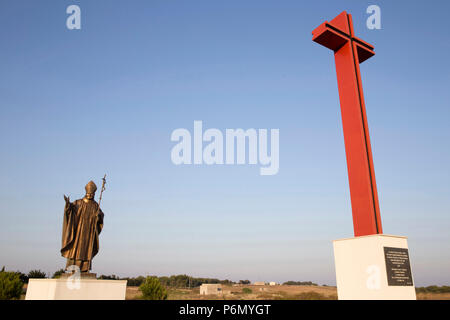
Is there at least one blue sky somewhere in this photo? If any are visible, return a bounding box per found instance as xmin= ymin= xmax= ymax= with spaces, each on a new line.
xmin=0 ymin=0 xmax=449 ymax=286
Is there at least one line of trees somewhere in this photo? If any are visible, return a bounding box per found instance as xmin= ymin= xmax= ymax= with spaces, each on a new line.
xmin=3 ymin=266 xmax=323 ymax=289
xmin=122 ymin=274 xmax=235 ymax=288
xmin=2 ymin=268 xmax=244 ymax=288
xmin=3 ymin=269 xmax=48 ymax=284
xmin=122 ymin=276 xmax=321 ymax=288
xmin=416 ymin=285 xmax=450 ymax=294
xmin=282 ymin=281 xmax=318 ymax=286
xmin=239 ymin=280 xmax=251 ymax=284
xmin=0 ymin=267 xmax=23 ymax=299
xmin=1 ymin=268 xmax=73 ymax=283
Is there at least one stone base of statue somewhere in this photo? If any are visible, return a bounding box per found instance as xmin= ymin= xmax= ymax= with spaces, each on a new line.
xmin=333 ymin=234 xmax=416 ymax=300
xmin=25 ymin=277 xmax=127 ymax=300
xmin=60 ymin=272 xmax=97 ymax=279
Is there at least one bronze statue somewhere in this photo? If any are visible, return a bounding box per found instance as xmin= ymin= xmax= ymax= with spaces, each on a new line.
xmin=61 ymin=177 xmax=106 ymax=273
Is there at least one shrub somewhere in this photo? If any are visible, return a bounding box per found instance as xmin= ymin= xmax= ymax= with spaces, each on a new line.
xmin=139 ymin=276 xmax=168 ymax=300
xmin=242 ymin=288 xmax=252 ymax=294
xmin=98 ymin=274 xmax=120 ymax=280
xmin=0 ymin=268 xmax=24 ymax=300
xmin=416 ymin=285 xmax=450 ymax=294
xmin=14 ymin=272 xmax=29 ymax=284
xmin=52 ymin=269 xmax=65 ymax=279
xmin=125 ymin=276 xmax=145 ymax=287
xmin=282 ymin=281 xmax=318 ymax=286
xmin=27 ymin=270 xmax=46 ymax=279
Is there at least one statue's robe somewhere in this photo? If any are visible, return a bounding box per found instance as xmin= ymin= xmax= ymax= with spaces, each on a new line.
xmin=61 ymin=199 xmax=104 ymax=272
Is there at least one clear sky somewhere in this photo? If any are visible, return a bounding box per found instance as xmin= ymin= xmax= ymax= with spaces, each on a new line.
xmin=0 ymin=0 xmax=449 ymax=286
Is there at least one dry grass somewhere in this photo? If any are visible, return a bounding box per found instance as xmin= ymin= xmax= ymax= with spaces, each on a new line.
xmin=127 ymin=284 xmax=338 ymax=300
xmin=126 ymin=284 xmax=450 ymax=300
xmin=416 ymin=292 xmax=450 ymax=300
xmin=125 ymin=286 xmax=142 ymax=300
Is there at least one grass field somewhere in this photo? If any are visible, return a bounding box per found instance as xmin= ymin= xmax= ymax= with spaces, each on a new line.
xmin=20 ymin=283 xmax=450 ymax=300
xmin=126 ymin=284 xmax=450 ymax=300
xmin=126 ymin=284 xmax=338 ymax=300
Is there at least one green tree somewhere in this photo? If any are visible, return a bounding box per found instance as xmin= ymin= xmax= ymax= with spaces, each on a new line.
xmin=158 ymin=276 xmax=170 ymax=287
xmin=98 ymin=274 xmax=119 ymax=280
xmin=242 ymin=288 xmax=252 ymax=294
xmin=220 ymin=279 xmax=233 ymax=285
xmin=283 ymin=281 xmax=317 ymax=286
xmin=416 ymin=285 xmax=450 ymax=294
xmin=52 ymin=269 xmax=65 ymax=279
xmin=14 ymin=272 xmax=29 ymax=284
xmin=139 ymin=276 xmax=168 ymax=300
xmin=125 ymin=276 xmax=145 ymax=287
xmin=0 ymin=267 xmax=24 ymax=300
xmin=27 ymin=270 xmax=46 ymax=279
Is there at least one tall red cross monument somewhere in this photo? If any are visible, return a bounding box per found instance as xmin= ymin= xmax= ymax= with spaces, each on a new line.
xmin=312 ymin=11 xmax=416 ymax=300
xmin=312 ymin=11 xmax=382 ymax=237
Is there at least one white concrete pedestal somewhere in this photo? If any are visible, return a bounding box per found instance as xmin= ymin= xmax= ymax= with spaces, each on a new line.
xmin=25 ymin=278 xmax=127 ymax=300
xmin=333 ymin=234 xmax=416 ymax=300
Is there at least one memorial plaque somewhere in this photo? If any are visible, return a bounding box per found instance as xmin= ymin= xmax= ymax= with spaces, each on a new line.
xmin=384 ymin=247 xmax=413 ymax=286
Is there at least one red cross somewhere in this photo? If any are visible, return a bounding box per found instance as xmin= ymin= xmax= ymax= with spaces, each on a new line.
xmin=312 ymin=11 xmax=383 ymax=236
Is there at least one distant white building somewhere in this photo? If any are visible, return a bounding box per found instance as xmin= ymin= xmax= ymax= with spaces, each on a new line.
xmin=269 ymin=282 xmax=278 ymax=286
xmin=200 ymin=284 xmax=222 ymax=295
xmin=253 ymin=281 xmax=265 ymax=286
